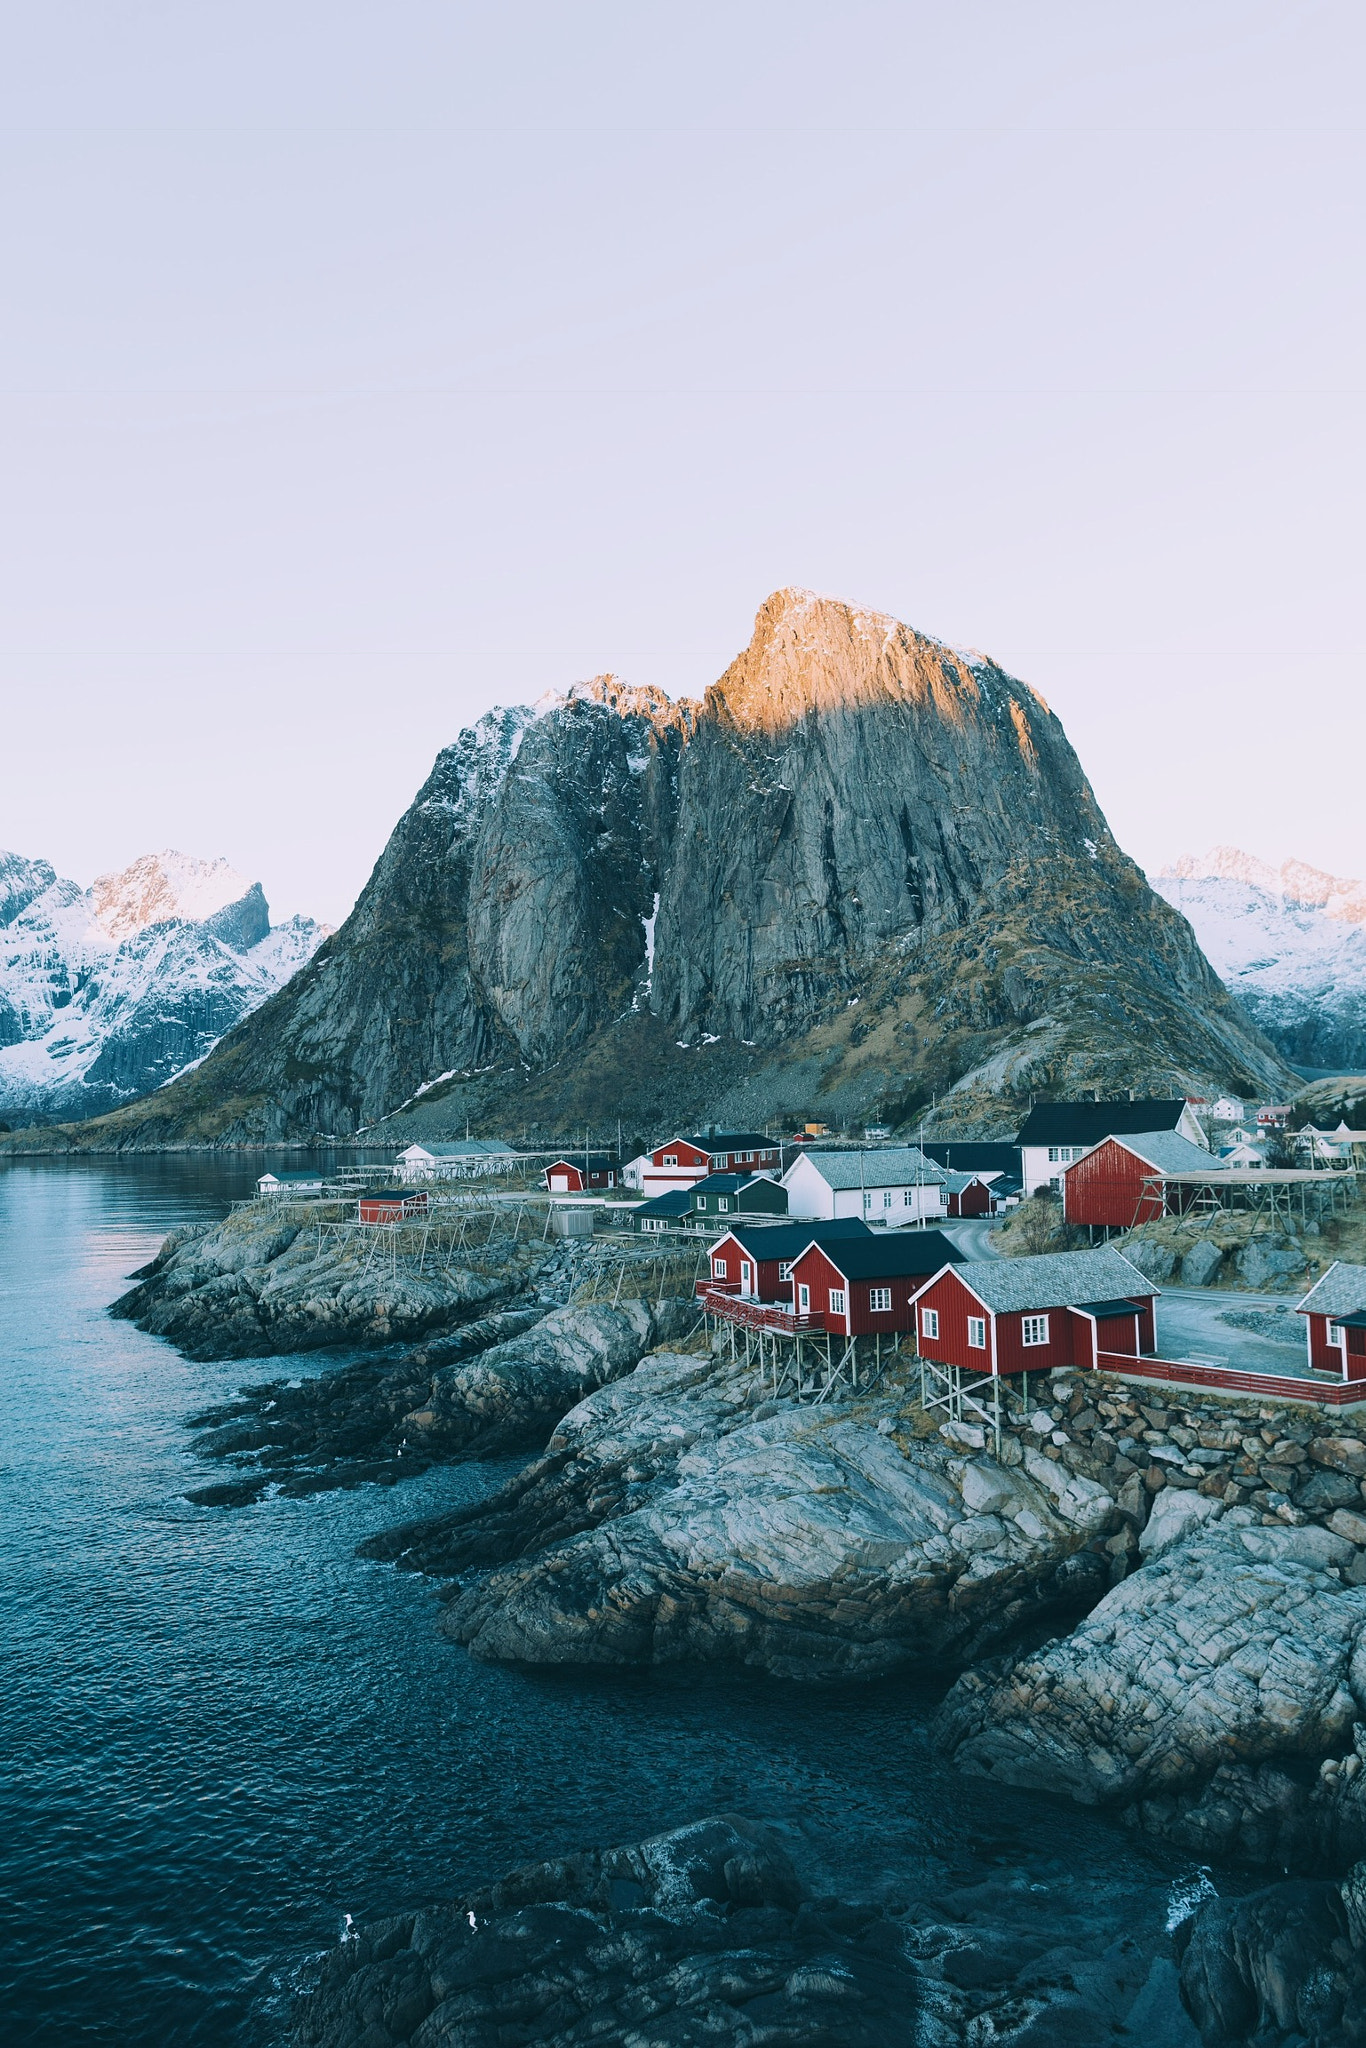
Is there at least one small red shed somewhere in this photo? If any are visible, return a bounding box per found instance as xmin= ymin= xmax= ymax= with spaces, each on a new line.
xmin=1062 ymin=1129 xmax=1224 ymax=1231
xmin=358 ymin=1188 xmax=428 ymax=1225
xmin=943 ymin=1170 xmax=994 ymax=1218
xmin=789 ymin=1231 xmax=966 ymax=1336
xmin=1297 ymin=1263 xmax=1366 ymax=1381
xmin=909 ymin=1245 xmax=1157 ymax=1376
xmin=545 ymin=1153 xmax=618 ymax=1193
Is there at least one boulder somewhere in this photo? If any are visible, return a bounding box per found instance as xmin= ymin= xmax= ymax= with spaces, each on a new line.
xmin=1180 ymin=1238 xmax=1224 ymax=1287
xmin=1177 ymin=1875 xmax=1365 ymax=2047
xmin=1237 ymin=1236 xmax=1309 ymax=1289
xmin=1139 ymin=1487 xmax=1222 ymax=1556
xmin=1122 ymin=1240 xmax=1178 ymax=1283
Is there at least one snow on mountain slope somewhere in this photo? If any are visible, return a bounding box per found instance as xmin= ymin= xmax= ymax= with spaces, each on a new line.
xmin=1153 ymin=846 xmax=1366 ymax=1072
xmin=0 ymin=850 xmax=329 ymax=1126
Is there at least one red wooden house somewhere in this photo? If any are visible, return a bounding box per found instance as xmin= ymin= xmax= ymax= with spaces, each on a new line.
xmin=359 ymin=1188 xmax=428 ymax=1224
xmin=642 ymin=1130 xmax=781 ymax=1196
xmin=1062 ymin=1129 xmax=1225 ymax=1230
xmin=545 ymin=1153 xmax=618 ymax=1192
xmin=788 ymin=1231 xmax=965 ymax=1336
xmin=705 ymin=1218 xmax=874 ymax=1302
xmin=909 ymin=1246 xmax=1156 ymax=1376
xmin=1297 ymin=1263 xmax=1366 ymax=1380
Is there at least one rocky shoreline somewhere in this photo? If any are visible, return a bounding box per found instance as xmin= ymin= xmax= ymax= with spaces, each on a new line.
xmin=119 ymin=1206 xmax=1366 ymax=2042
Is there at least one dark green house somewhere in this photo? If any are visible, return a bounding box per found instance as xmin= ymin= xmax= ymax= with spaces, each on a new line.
xmin=689 ymin=1173 xmax=788 ymax=1224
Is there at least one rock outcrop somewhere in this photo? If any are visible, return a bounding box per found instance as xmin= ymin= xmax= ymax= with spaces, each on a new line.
xmin=180 ymin=1299 xmax=697 ymax=1503
xmin=1176 ymin=1865 xmax=1366 ymax=2047
xmin=51 ymin=590 xmax=1289 ymax=1146
xmin=291 ymin=1811 xmax=1201 ymax=2048
xmin=111 ymin=1206 xmax=539 ymax=1360
xmin=364 ymin=1347 xmax=1121 ymax=1683
xmin=936 ymin=1521 xmax=1366 ymax=1880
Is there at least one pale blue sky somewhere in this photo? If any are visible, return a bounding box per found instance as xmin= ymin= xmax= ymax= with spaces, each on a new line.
xmin=1 ymin=2 xmax=1362 ymax=924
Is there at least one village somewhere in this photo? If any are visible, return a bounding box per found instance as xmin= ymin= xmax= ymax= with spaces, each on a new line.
xmin=248 ymin=1094 xmax=1366 ymax=1432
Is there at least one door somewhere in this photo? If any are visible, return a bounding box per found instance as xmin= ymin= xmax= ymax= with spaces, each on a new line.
xmin=797 ymin=1283 xmax=810 ymax=1313
xmin=740 ymin=1259 xmax=755 ymax=1298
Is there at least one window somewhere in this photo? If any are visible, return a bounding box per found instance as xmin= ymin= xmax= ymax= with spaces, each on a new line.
xmin=869 ymin=1287 xmax=892 ymax=1312
xmin=662 ymin=1153 xmax=677 ymax=1167
xmin=921 ymin=1307 xmax=939 ymax=1339
xmin=883 ymin=1190 xmax=894 ymax=1209
xmin=829 ymin=1288 xmax=847 ymax=1315
xmin=967 ymin=1316 xmax=986 ymax=1349
xmin=1022 ymin=1314 xmax=1050 ymax=1347
xmin=714 ymin=1258 xmax=727 ymax=1278
xmin=1329 ymin=1321 xmax=1346 ymax=1348
xmin=903 ymin=1188 xmax=914 ymax=1205
xmin=717 ymin=1196 xmax=730 ymax=1211
xmin=1047 ymin=1146 xmax=1076 ymax=1164
xmin=798 ymin=1283 xmax=810 ymax=1311
xmin=714 ymin=1154 xmax=729 ymax=1169
xmin=863 ymin=1191 xmax=873 ymax=1211
xmin=778 ymin=1261 xmax=793 ymax=1282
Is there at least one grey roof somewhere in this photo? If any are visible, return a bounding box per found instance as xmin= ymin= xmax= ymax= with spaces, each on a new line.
xmin=792 ymin=1146 xmax=947 ymax=1191
xmin=406 ymin=1138 xmax=515 ymax=1157
xmin=1100 ymin=1130 xmax=1228 ymax=1177
xmin=942 ymin=1168 xmax=994 ymax=1192
xmin=941 ymin=1246 xmax=1156 ymax=1314
xmin=1298 ymin=1262 xmax=1366 ymax=1319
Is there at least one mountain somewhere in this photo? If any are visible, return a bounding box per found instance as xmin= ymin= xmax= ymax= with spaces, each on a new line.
xmin=1152 ymin=848 xmax=1366 ymax=1073
xmin=0 ymin=849 xmax=328 ymax=1125
xmin=27 ymin=591 xmax=1291 ymax=1147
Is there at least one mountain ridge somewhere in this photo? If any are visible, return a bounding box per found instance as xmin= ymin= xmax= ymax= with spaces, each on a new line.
xmin=0 ymin=849 xmax=328 ymax=1125
xmin=8 ymin=591 xmax=1293 ymax=1147
xmin=1153 ymin=846 xmax=1366 ymax=1072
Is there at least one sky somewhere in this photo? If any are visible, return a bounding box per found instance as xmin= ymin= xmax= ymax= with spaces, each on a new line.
xmin=1 ymin=1 xmax=1362 ymax=926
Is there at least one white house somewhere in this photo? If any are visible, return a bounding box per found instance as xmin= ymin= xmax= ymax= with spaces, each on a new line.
xmin=620 ymin=1153 xmax=651 ymax=1191
xmin=781 ymin=1146 xmax=947 ymax=1224
xmin=1206 ymin=1096 xmax=1246 ymax=1123
xmin=1219 ymin=1137 xmax=1270 ymax=1168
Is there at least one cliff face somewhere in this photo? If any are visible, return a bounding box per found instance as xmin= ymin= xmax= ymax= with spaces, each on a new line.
xmin=52 ymin=591 xmax=1291 ymax=1145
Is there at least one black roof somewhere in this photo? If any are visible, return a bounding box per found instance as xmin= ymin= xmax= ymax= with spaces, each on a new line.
xmin=684 ymin=1132 xmax=775 ymax=1153
xmin=715 ymin=1218 xmax=873 ymax=1261
xmin=636 ymin=1190 xmax=692 ymax=1217
xmin=920 ymin=1141 xmax=1021 ymax=1174
xmin=1015 ymin=1101 xmax=1189 ymax=1147
xmin=1075 ymin=1298 xmax=1145 ymax=1318
xmin=549 ymin=1151 xmax=617 ymax=1170
xmin=813 ymin=1230 xmax=966 ymax=1281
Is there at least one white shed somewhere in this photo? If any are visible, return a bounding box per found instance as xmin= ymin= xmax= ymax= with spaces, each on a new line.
xmin=781 ymin=1146 xmax=947 ymax=1224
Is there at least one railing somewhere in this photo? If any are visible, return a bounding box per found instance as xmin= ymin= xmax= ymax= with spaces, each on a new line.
xmin=1097 ymin=1350 xmax=1366 ymax=1407
xmin=698 ymin=1286 xmax=823 ymax=1335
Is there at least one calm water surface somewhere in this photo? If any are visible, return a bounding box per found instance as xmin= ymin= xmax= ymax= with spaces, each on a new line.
xmin=1 ymin=1155 xmax=1174 ymax=2045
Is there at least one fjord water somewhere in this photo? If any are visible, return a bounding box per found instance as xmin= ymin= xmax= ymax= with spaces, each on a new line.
xmin=1 ymin=1156 xmax=1173 ymax=2045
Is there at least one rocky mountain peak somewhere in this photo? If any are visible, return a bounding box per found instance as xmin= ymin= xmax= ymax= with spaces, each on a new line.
xmin=705 ymin=589 xmax=1047 ymax=767
xmin=1162 ymin=846 xmax=1366 ymax=925
xmin=90 ymin=850 xmax=257 ymax=941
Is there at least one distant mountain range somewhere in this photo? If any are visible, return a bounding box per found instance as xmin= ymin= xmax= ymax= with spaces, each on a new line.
xmin=40 ymin=588 xmax=1291 ymax=1149
xmin=0 ymin=849 xmax=327 ymax=1125
xmin=1152 ymin=847 xmax=1366 ymax=1073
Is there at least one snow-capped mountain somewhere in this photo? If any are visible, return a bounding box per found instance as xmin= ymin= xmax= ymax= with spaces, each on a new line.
xmin=0 ymin=849 xmax=329 ymax=1125
xmin=1153 ymin=847 xmax=1366 ymax=1072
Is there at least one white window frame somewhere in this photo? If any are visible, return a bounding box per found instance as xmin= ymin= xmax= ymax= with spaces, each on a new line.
xmin=862 ymin=1191 xmax=873 ymax=1211
xmin=920 ymin=1307 xmax=939 ymax=1340
xmin=967 ymin=1315 xmax=986 ymax=1349
xmin=662 ymin=1153 xmax=677 ymax=1167
xmin=1022 ymin=1314 xmax=1050 ymax=1347
xmin=882 ymin=1190 xmax=894 ymax=1209
xmin=829 ymin=1287 xmax=847 ymax=1315
xmin=869 ymin=1287 xmax=892 ymax=1312
xmin=778 ymin=1261 xmax=794 ymax=1282
xmin=714 ymin=1258 xmax=727 ymax=1278
xmin=1328 ymin=1320 xmax=1346 ymax=1349
xmin=717 ymin=1196 xmax=730 ymax=1211
xmin=714 ymin=1154 xmax=729 ymax=1169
